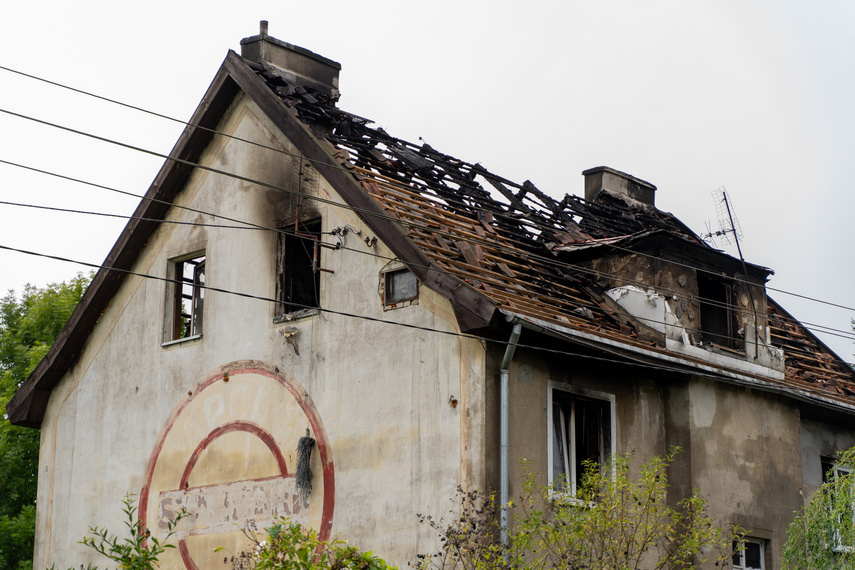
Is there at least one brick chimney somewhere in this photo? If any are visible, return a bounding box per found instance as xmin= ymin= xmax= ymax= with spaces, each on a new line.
xmin=582 ymin=166 xmax=656 ymax=208
xmin=240 ymin=21 xmax=341 ymax=100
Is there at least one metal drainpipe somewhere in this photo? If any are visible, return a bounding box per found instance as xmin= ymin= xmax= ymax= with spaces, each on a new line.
xmin=500 ymin=321 xmax=522 ymax=545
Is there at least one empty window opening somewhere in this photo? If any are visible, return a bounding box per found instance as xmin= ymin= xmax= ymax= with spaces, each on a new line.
xmin=732 ymin=539 xmax=765 ymax=570
xmin=697 ymin=273 xmax=743 ymax=351
xmin=550 ymin=389 xmax=612 ymax=495
xmin=171 ymin=254 xmax=205 ymax=340
xmin=385 ymin=269 xmax=418 ymax=305
xmin=277 ymin=218 xmax=321 ymax=316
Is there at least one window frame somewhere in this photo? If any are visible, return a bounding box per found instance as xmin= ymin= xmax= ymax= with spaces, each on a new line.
xmin=732 ymin=538 xmax=766 ymax=570
xmin=822 ymin=456 xmax=855 ymax=553
xmin=275 ymin=218 xmax=323 ymax=321
xmin=697 ymin=272 xmax=744 ymax=352
xmin=379 ymin=261 xmax=419 ymax=310
xmin=546 ymin=381 xmax=615 ymax=496
xmin=163 ymin=250 xmax=206 ymax=346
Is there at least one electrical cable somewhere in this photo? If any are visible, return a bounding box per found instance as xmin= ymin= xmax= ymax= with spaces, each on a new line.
xmin=4 ymin=165 xmax=853 ymax=366
xmin=1 ymin=103 xmax=853 ymax=350
xmin=1 ymin=62 xmax=850 ymax=319
xmin=0 ymin=239 xmax=852 ymax=398
xmin=2 ymin=148 xmax=854 ymax=356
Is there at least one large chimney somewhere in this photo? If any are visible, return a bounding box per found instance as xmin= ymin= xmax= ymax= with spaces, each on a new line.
xmin=240 ymin=21 xmax=341 ymax=100
xmin=582 ymin=166 xmax=656 ymax=208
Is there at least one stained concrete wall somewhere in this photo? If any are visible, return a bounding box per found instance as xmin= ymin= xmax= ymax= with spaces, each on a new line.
xmin=34 ymin=93 xmax=486 ymax=569
xmin=493 ymin=336 xmax=831 ymax=568
xmin=800 ymin=416 xmax=855 ymax=502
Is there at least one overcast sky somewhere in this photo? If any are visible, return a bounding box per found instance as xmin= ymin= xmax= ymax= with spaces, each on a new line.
xmin=0 ymin=0 xmax=853 ymax=360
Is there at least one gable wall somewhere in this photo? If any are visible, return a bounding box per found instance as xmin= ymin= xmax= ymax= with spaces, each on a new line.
xmin=34 ymin=93 xmax=485 ymax=568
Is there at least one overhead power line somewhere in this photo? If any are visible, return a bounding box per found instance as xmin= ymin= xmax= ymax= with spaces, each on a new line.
xmin=0 ymin=239 xmax=852 ymax=389
xmin=0 ymin=72 xmax=852 ymax=349
xmin=3 ymin=153 xmax=854 ymax=356
xmin=2 ymin=62 xmax=852 ymax=316
xmin=0 ymin=63 xmax=852 ymax=319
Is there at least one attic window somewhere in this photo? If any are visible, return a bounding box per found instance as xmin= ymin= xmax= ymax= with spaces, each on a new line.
xmin=167 ymin=253 xmax=205 ymax=342
xmin=385 ymin=269 xmax=418 ymax=305
xmin=697 ymin=273 xmax=743 ymax=352
xmin=380 ymin=263 xmax=419 ymax=309
xmin=276 ymin=218 xmax=321 ymax=318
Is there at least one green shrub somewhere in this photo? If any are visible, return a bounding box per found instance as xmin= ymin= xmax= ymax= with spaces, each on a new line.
xmin=223 ymin=519 xmax=396 ymax=570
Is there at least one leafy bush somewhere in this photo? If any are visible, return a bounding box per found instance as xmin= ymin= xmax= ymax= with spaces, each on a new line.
xmin=783 ymin=448 xmax=855 ymax=568
xmin=415 ymin=449 xmax=737 ymax=569
xmin=224 ymin=519 xmax=396 ymax=570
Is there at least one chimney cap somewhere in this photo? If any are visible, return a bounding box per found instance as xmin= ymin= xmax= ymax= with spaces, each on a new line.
xmin=240 ymin=21 xmax=341 ymax=99
xmin=582 ymin=166 xmax=657 ymax=208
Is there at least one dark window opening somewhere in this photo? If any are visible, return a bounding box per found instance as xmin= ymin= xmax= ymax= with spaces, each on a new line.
xmin=171 ymin=254 xmax=205 ymax=340
xmin=385 ymin=269 xmax=418 ymax=305
xmin=697 ymin=273 xmax=743 ymax=351
xmin=732 ymin=539 xmax=765 ymax=569
xmin=551 ymin=390 xmax=611 ymax=494
xmin=277 ymin=219 xmax=321 ymax=316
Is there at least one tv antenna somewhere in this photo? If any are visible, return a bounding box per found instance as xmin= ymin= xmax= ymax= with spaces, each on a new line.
xmin=702 ymin=187 xmax=743 ymax=251
xmin=702 ymin=187 xmax=763 ymax=359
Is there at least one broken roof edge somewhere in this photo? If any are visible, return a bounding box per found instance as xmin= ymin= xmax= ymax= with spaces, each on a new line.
xmin=501 ymin=309 xmax=855 ymax=416
xmin=766 ymin=295 xmax=855 ymax=376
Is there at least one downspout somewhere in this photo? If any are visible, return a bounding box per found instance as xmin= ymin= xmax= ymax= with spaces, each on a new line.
xmin=500 ymin=321 xmax=522 ymax=545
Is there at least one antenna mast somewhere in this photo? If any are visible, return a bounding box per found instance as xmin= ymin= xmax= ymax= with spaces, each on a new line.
xmin=704 ymin=187 xmax=760 ymax=359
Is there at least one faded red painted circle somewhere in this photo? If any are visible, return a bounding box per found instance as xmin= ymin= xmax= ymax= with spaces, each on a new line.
xmin=139 ymin=362 xmax=335 ymax=569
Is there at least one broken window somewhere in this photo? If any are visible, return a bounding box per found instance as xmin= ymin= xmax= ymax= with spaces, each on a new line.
xmin=168 ymin=253 xmax=205 ymax=341
xmin=276 ymin=219 xmax=321 ymax=317
xmin=385 ymin=268 xmax=418 ymax=305
xmin=732 ymin=539 xmax=765 ymax=570
xmin=549 ymin=387 xmax=613 ymax=495
xmin=697 ymin=272 xmax=743 ymax=351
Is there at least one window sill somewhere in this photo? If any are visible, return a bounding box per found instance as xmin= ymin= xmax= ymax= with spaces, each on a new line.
xmin=547 ymin=490 xmax=594 ymax=509
xmin=161 ymin=334 xmax=203 ymax=348
xmin=273 ymin=308 xmax=319 ymax=323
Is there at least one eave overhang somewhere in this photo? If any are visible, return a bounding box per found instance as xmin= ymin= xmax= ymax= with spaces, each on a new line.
xmin=501 ymin=309 xmax=855 ymax=416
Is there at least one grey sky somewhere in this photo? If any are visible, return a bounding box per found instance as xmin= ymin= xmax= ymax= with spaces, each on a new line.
xmin=0 ymin=0 xmax=852 ymax=359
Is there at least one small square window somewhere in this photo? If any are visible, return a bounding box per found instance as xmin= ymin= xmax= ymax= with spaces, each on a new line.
xmin=549 ymin=386 xmax=613 ymax=495
xmin=385 ymin=269 xmax=418 ymax=305
xmin=168 ymin=253 xmax=205 ymax=341
xmin=732 ymin=539 xmax=765 ymax=570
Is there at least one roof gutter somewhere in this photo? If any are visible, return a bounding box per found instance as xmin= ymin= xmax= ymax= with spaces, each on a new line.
xmin=499 ymin=309 xmax=855 ymax=416
xmin=499 ymin=320 xmax=521 ymax=545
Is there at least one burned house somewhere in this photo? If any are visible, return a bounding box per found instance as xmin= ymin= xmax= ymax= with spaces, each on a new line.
xmin=7 ymin=24 xmax=855 ymax=569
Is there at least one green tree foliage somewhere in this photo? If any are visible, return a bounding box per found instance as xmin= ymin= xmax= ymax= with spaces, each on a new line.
xmin=0 ymin=274 xmax=89 ymax=570
xmin=416 ymin=450 xmax=736 ymax=569
xmin=783 ymin=449 xmax=855 ymax=569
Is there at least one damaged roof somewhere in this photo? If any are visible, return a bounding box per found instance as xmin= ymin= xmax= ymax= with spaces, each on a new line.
xmin=7 ymin=46 xmax=854 ymax=428
xmin=251 ymin=54 xmax=855 ymax=400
